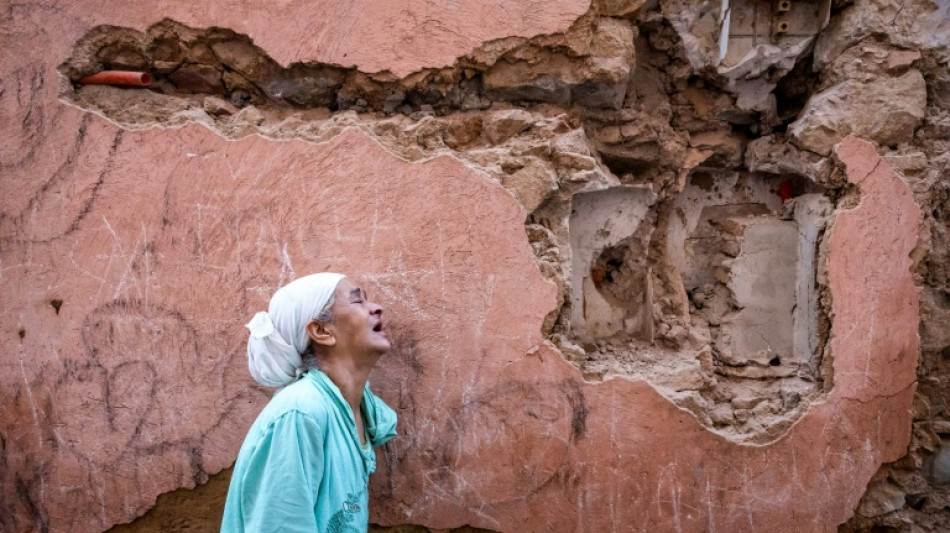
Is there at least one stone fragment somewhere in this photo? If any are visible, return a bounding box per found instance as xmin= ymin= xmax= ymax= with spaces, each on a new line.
xmin=931 ymin=443 xmax=950 ymax=486
xmin=665 ymin=360 xmax=708 ymax=390
xmin=887 ymin=49 xmax=921 ymax=74
xmin=731 ymin=396 xmax=763 ymax=410
xmin=265 ymin=66 xmax=346 ymax=107
xmin=788 ymin=70 xmax=927 ymax=155
xmin=919 ymin=289 xmax=950 ymax=352
xmin=619 ymin=120 xmax=655 ymax=141
xmin=745 ymin=135 xmax=833 ymax=183
xmin=660 ymin=0 xmax=720 ymax=69
xmin=688 ymin=130 xmax=744 ymax=168
xmin=709 ymin=402 xmax=734 ymax=425
xmin=720 ymin=239 xmax=740 ymax=257
xmin=233 ymin=104 xmax=264 ymax=126
xmin=152 ymin=60 xmax=182 ymax=74
xmin=931 ymin=69 xmax=950 ymax=111
xmin=856 ymin=480 xmax=907 ymax=517
xmin=210 ymin=39 xmax=277 ymax=82
xmin=442 ymin=114 xmax=484 ymax=149
xmin=820 ymin=40 xmax=896 ymax=87
xmin=731 ymin=79 xmax=779 ymax=128
xmin=483 ymin=17 xmax=635 ymax=108
xmin=202 ymin=96 xmax=238 ymax=116
xmin=168 ymin=64 xmax=225 ymax=94
xmin=183 ymin=41 xmax=219 ymax=65
xmin=595 ymin=125 xmax=622 ymax=144
xmin=814 ymin=0 xmax=950 ymax=69
xmin=501 ymin=160 xmax=559 ymax=215
xmin=484 ymin=109 xmax=536 ymax=145
xmin=595 ymin=115 xmax=687 ymax=175
xmin=734 ymin=79 xmax=776 ymax=114
xmin=594 ymin=0 xmax=647 ymax=17
xmin=552 ymin=151 xmax=596 ymax=170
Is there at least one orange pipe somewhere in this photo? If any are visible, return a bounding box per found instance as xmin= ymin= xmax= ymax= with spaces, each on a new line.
xmin=78 ymin=70 xmax=152 ymax=87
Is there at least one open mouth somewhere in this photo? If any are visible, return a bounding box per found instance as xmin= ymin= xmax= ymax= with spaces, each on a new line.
xmin=373 ymin=322 xmax=383 ymax=332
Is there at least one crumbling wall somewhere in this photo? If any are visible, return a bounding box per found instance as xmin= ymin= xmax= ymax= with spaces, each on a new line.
xmin=1 ymin=0 xmax=947 ymax=531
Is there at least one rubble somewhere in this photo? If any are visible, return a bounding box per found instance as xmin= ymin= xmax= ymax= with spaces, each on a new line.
xmin=788 ymin=69 xmax=927 ymax=155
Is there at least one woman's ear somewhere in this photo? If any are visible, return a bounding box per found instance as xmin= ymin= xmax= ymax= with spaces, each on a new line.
xmin=306 ymin=320 xmax=337 ymax=347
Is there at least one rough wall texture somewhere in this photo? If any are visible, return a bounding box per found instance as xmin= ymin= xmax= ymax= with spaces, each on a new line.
xmin=1 ymin=0 xmax=948 ymax=531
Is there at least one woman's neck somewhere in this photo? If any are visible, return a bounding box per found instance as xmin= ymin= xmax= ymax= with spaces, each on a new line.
xmin=315 ymin=352 xmax=376 ymax=412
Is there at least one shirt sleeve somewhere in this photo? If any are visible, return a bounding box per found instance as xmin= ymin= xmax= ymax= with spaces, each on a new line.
xmin=238 ymin=410 xmax=325 ymax=533
xmin=363 ymin=386 xmax=398 ymax=447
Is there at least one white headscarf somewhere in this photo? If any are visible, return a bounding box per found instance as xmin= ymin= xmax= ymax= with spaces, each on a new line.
xmin=245 ymin=272 xmax=345 ymax=387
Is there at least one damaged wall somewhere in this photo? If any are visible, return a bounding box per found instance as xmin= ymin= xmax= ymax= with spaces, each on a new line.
xmin=1 ymin=0 xmax=948 ymax=531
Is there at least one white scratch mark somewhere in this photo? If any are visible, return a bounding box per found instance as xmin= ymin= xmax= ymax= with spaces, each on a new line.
xmin=19 ymin=356 xmax=42 ymax=450
xmin=281 ymin=242 xmax=296 ymax=282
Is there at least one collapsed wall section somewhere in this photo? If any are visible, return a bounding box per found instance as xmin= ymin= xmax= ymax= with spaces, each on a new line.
xmin=562 ymin=170 xmax=830 ymax=440
xmin=54 ymin=14 xmax=841 ymax=443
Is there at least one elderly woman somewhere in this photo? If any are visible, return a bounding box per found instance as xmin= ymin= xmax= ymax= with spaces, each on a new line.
xmin=221 ymin=273 xmax=397 ymax=533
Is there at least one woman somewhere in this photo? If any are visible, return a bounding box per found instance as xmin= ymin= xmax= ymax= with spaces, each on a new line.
xmin=222 ymin=272 xmax=397 ymax=533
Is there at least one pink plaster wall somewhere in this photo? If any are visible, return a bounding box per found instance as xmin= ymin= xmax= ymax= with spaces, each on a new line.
xmin=0 ymin=1 xmax=922 ymax=531
xmin=11 ymin=0 xmax=589 ymax=76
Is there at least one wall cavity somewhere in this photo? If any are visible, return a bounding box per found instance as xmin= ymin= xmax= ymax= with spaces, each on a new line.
xmin=560 ymin=170 xmax=831 ymax=442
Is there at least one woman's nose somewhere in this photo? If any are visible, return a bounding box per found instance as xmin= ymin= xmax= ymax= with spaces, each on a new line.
xmin=369 ymin=302 xmax=383 ymax=315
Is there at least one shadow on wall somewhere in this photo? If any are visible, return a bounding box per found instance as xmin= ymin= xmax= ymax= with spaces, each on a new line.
xmin=103 ymin=467 xmax=502 ymax=532
xmin=106 ymin=468 xmax=231 ymax=533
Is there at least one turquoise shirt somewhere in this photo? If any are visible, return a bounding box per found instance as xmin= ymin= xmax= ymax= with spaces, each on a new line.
xmin=221 ymin=370 xmax=398 ymax=533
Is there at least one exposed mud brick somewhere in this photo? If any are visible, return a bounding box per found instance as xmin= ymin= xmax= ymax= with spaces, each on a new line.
xmin=595 ymin=0 xmax=648 ymax=17
xmin=483 ymin=18 xmax=635 ymax=108
xmin=265 ymin=65 xmax=347 ymax=108
xmin=688 ymin=130 xmax=744 ymax=168
xmin=483 ymin=109 xmax=537 ymax=145
xmin=814 ymin=0 xmax=950 ymax=69
xmin=789 ymin=70 xmax=927 ymax=155
xmin=168 ymin=64 xmax=225 ymax=94
xmin=745 ymin=134 xmax=833 ymax=183
xmin=501 ymin=160 xmax=559 ymax=216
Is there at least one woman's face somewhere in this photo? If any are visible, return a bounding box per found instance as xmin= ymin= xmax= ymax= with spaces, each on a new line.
xmin=324 ymin=277 xmax=391 ymax=357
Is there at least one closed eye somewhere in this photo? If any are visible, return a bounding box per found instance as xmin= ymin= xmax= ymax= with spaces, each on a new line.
xmin=349 ymin=287 xmax=366 ymax=304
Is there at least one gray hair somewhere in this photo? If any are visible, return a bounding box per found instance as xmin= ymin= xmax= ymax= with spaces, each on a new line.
xmin=302 ymin=293 xmax=336 ymax=370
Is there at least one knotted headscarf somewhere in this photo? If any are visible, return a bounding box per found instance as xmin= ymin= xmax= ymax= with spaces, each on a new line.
xmin=245 ymin=272 xmax=345 ymax=387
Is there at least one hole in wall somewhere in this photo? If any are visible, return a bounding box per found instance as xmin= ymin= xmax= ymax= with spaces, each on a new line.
xmin=773 ymin=50 xmax=819 ymax=129
xmin=560 ymin=170 xmax=832 ymax=443
xmin=60 ymin=17 xmax=631 ymax=129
